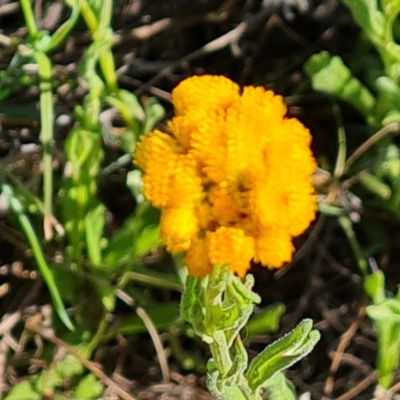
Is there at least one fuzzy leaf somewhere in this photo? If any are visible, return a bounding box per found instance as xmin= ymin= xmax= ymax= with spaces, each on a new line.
xmin=245 ymin=319 xmax=320 ymax=391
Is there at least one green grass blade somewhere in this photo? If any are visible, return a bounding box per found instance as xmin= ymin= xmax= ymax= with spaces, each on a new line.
xmin=2 ymin=183 xmax=74 ymax=330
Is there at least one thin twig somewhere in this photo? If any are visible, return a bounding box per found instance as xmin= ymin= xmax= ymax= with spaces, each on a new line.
xmin=335 ymin=371 xmax=377 ymax=400
xmin=345 ymin=123 xmax=400 ymax=172
xmin=324 ymin=307 xmax=366 ymax=396
xmin=0 ymin=312 xmax=22 ymax=335
xmin=0 ymin=336 xmax=9 ymax=397
xmin=135 ymin=21 xmax=248 ymax=95
xmin=115 ymin=288 xmax=170 ymax=382
xmin=389 ymin=379 xmax=400 ymax=394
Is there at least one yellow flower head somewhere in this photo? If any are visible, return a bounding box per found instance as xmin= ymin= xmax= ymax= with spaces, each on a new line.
xmin=135 ymin=75 xmax=317 ymax=277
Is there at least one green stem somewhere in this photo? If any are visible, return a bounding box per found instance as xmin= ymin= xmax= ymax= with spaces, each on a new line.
xmin=20 ymin=0 xmax=55 ymax=240
xmin=338 ymin=215 xmax=369 ymax=276
xmin=85 ymin=314 xmax=110 ymax=357
xmin=80 ymin=0 xmax=117 ymax=92
xmin=106 ymin=95 xmax=141 ymax=135
xmin=79 ymin=0 xmax=140 ymax=136
xmin=19 ymin=0 xmax=39 ymax=38
xmin=94 ymin=0 xmax=118 ymax=93
xmin=209 ymin=334 xmax=233 ymax=378
xmin=34 ymin=51 xmax=54 ymax=240
xmin=79 ymin=0 xmax=99 ymax=34
xmin=41 ymin=0 xmax=82 ymax=54
xmin=332 ymin=102 xmax=347 ymax=179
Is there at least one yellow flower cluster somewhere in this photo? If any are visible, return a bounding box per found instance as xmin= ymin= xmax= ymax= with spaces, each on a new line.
xmin=135 ymin=75 xmax=316 ymax=277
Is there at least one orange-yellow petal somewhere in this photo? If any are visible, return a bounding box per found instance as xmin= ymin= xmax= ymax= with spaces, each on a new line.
xmin=208 ymin=183 xmax=241 ymax=225
xmin=207 ymin=227 xmax=255 ymax=277
xmin=169 ymin=154 xmax=204 ymax=206
xmin=254 ymin=227 xmax=294 ymax=268
xmin=195 ymin=201 xmax=214 ymax=231
xmin=160 ymin=206 xmax=198 ymax=253
xmin=223 ymin=87 xmax=287 ymax=180
xmin=185 ymin=235 xmax=213 ymax=277
xmin=189 ymin=109 xmax=228 ymax=183
xmin=171 ymin=75 xmax=240 ymax=116
xmin=135 ymin=129 xmax=181 ymax=171
xmin=134 ymin=75 xmax=317 ymax=277
xmin=135 ymin=130 xmax=181 ymax=208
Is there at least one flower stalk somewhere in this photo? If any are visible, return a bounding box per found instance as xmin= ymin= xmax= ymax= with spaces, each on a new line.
xmin=181 ymin=265 xmax=259 ymax=399
xmin=182 ymin=266 xmax=320 ymax=399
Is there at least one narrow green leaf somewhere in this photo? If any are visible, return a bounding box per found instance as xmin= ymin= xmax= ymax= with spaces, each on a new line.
xmin=84 ymin=203 xmax=106 ymax=265
xmin=245 ymin=319 xmax=320 ymax=391
xmin=246 ymin=303 xmax=286 ymax=337
xmin=41 ymin=0 xmax=82 ymax=53
xmin=2 ymin=184 xmax=73 ymax=330
xmin=359 ymin=172 xmax=392 ymax=199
